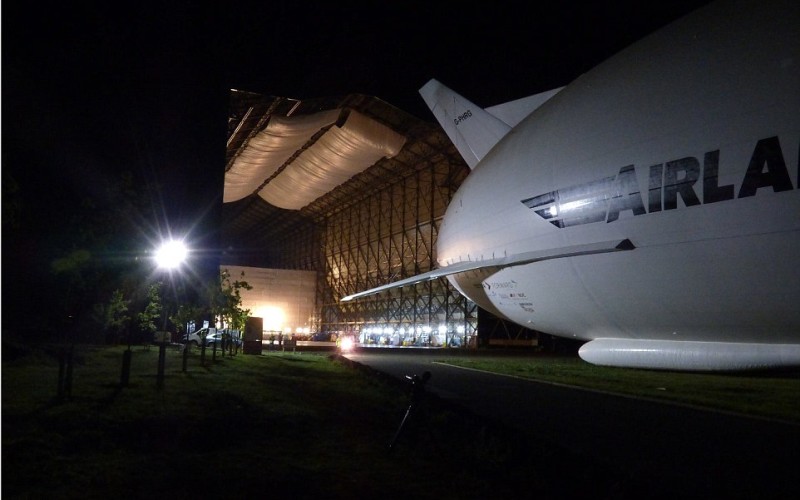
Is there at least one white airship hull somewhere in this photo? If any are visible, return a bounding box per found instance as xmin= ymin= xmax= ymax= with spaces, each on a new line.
xmin=344 ymin=0 xmax=800 ymax=370
xmin=432 ymin=0 xmax=800 ymax=370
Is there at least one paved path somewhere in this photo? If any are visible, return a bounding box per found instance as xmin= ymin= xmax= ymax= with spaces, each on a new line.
xmin=345 ymin=349 xmax=800 ymax=498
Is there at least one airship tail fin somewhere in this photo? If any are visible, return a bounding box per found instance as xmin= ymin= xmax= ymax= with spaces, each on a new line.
xmin=419 ymin=79 xmax=511 ymax=169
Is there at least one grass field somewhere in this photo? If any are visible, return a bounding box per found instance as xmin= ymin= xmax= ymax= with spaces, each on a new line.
xmin=2 ymin=343 xmax=633 ymax=499
xmin=434 ymin=354 xmax=800 ymax=423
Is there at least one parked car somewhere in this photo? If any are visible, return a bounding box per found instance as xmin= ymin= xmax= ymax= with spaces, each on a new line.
xmin=181 ymin=328 xmax=242 ymax=347
xmin=182 ymin=327 xmax=209 ymax=346
xmin=206 ymin=329 xmax=242 ymax=348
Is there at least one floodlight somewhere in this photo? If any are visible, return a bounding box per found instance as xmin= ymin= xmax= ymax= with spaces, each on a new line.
xmin=155 ymin=239 xmax=188 ymax=269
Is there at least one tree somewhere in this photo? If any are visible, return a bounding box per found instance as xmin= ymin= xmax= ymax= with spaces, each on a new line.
xmin=92 ymin=289 xmax=131 ymax=344
xmin=50 ymin=249 xmax=94 ymax=341
xmin=170 ymin=303 xmax=203 ymax=339
xmin=137 ymin=282 xmax=163 ymax=342
xmin=26 ymin=170 xmax=162 ymax=342
xmin=208 ymin=270 xmax=252 ymax=331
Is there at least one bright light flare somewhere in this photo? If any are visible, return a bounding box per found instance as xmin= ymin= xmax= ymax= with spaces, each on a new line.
xmin=155 ymin=240 xmax=188 ymax=269
xmin=339 ymin=336 xmax=355 ymax=352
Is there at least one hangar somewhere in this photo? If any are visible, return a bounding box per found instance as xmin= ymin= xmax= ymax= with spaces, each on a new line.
xmin=221 ymin=89 xmax=543 ymax=348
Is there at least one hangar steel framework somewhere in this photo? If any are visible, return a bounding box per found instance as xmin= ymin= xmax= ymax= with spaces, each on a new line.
xmin=223 ymin=90 xmax=479 ymax=346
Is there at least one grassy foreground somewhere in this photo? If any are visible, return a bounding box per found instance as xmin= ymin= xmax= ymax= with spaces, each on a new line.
xmin=436 ymin=354 xmax=800 ymax=423
xmin=2 ymin=343 xmax=630 ymax=499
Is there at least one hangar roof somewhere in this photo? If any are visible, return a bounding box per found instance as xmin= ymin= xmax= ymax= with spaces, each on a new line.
xmin=222 ymin=89 xmax=462 ymax=267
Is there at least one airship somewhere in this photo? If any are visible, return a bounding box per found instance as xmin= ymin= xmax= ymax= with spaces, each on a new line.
xmin=343 ymin=0 xmax=799 ymax=371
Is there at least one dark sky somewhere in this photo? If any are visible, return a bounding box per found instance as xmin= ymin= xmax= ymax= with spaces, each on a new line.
xmin=222 ymin=1 xmax=712 ymax=115
xmin=4 ymin=0 xmax=712 ymax=177
xmin=2 ymin=0 xmax=710 ymax=294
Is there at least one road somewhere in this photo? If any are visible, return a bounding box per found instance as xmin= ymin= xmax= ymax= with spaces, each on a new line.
xmin=345 ymin=349 xmax=800 ymax=498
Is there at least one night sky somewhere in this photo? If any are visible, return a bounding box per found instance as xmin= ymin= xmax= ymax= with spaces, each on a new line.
xmin=2 ymin=1 xmax=710 ymax=323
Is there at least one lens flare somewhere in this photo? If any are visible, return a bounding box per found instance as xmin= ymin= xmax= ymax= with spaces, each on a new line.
xmin=155 ymin=240 xmax=188 ymax=269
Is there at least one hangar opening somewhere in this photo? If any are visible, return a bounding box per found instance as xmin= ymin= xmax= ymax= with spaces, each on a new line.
xmin=222 ymin=89 xmax=544 ymax=349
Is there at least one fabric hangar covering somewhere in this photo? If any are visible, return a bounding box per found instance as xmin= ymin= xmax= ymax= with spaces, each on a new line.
xmin=224 ymin=108 xmax=406 ymax=209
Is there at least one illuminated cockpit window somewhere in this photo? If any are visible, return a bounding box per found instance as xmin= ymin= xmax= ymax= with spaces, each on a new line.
xmin=522 ymin=176 xmax=615 ymax=228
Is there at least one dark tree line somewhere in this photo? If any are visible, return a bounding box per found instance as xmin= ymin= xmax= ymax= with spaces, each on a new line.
xmin=3 ymin=167 xmax=229 ymax=346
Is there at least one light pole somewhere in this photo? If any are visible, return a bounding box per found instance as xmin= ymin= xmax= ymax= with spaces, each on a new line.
xmin=154 ymin=239 xmax=188 ymax=389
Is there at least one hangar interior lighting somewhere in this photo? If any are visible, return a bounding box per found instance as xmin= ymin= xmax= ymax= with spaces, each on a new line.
xmin=357 ymin=323 xmax=472 ymax=347
xmin=253 ymin=306 xmax=311 ymax=335
xmin=255 ymin=306 xmax=286 ymax=332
